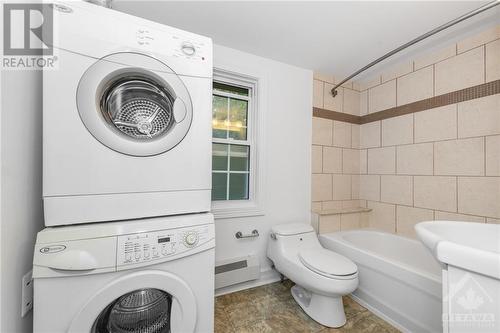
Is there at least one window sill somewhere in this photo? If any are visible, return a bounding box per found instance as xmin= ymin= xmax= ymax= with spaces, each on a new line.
xmin=211 ymin=200 xmax=265 ymax=219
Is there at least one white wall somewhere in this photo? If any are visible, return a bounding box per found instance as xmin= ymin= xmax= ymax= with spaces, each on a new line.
xmin=0 ymin=43 xmax=311 ymax=331
xmin=0 ymin=69 xmax=44 ymax=332
xmin=213 ymin=44 xmax=312 ymax=293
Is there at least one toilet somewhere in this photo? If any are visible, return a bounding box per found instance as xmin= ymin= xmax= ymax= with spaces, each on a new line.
xmin=267 ymin=223 xmax=359 ymax=328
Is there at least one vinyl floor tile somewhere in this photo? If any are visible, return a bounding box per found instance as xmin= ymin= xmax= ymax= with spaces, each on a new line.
xmin=215 ymin=281 xmax=400 ymax=333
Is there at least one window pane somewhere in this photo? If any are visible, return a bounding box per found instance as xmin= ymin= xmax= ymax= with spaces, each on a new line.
xmin=212 ymin=143 xmax=228 ymax=171
xmin=228 ymin=98 xmax=248 ymax=140
xmin=228 ymin=173 xmax=249 ymax=200
xmin=213 ymin=82 xmax=249 ymax=96
xmin=212 ymin=95 xmax=228 ymax=139
xmin=212 ymin=173 xmax=227 ymax=200
xmin=230 ymin=145 xmax=249 ymax=172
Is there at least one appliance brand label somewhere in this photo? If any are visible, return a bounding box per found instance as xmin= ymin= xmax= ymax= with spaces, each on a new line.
xmin=39 ymin=245 xmax=66 ymax=254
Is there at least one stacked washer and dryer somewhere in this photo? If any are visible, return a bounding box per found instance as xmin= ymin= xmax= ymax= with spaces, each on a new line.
xmin=32 ymin=1 xmax=215 ymax=332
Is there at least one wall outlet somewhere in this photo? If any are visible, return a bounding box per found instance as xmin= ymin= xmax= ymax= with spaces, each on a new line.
xmin=21 ymin=270 xmax=33 ymax=317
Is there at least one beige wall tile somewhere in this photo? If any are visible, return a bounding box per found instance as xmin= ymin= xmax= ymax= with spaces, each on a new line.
xmin=414 ymin=44 xmax=456 ymax=70
xmin=396 ymin=206 xmax=434 ymax=239
xmin=359 ymin=149 xmax=367 ymax=174
xmin=312 ymin=174 xmax=332 ymax=202
xmin=313 ymin=72 xmax=335 ymax=84
xmin=360 ymin=211 xmax=370 ymax=227
xmin=487 ymin=218 xmax=500 ymax=224
xmin=342 ymin=199 xmax=362 ymax=208
xmin=333 ymin=175 xmax=352 ymax=200
xmin=333 ymin=121 xmax=352 ymax=148
xmin=313 ymin=79 xmax=324 ymax=108
xmin=458 ymin=177 xmax=500 ymax=218
xmin=341 ymin=81 xmax=353 ymax=89
xmin=360 ymin=121 xmax=381 ymax=149
xmin=359 ymin=175 xmax=380 ymax=201
xmin=318 ymin=214 xmax=341 ymax=234
xmin=382 ymin=114 xmax=413 ymax=146
xmin=342 ymin=149 xmax=360 ymax=174
xmin=324 ymin=83 xmax=343 ymax=112
xmin=359 ymin=76 xmax=382 ymax=91
xmin=486 ymin=39 xmax=500 ymax=82
xmin=311 ymin=145 xmax=323 ymax=174
xmin=351 ymin=175 xmax=360 ymax=199
xmin=414 ymin=176 xmax=457 ymax=212
xmin=397 ymin=66 xmax=434 ymax=106
xmin=458 ymin=94 xmax=500 ymax=138
xmin=367 ymin=201 xmax=396 ymax=233
xmin=457 ymin=25 xmax=500 ymax=54
xmin=341 ymin=213 xmax=361 ymax=231
xmin=381 ymin=175 xmax=413 ymax=206
xmin=312 ymin=117 xmax=333 ymax=146
xmin=381 ymin=61 xmax=413 ymax=83
xmin=434 ymin=211 xmax=485 ymax=223
xmin=311 ymin=202 xmax=322 ymax=212
xmin=344 ymin=89 xmax=360 ymax=116
xmin=323 ymin=146 xmax=342 ymax=174
xmin=368 ymin=147 xmax=396 ymax=174
xmin=435 ymin=47 xmax=485 ymax=95
xmin=322 ymin=201 xmax=342 ymax=210
xmin=414 ymin=105 xmax=457 ymax=143
xmin=360 ymin=90 xmax=368 ymax=116
xmin=434 ymin=137 xmax=485 ymax=176
xmin=369 ymin=80 xmax=397 ymax=113
xmin=486 ymin=135 xmax=500 ymax=176
xmin=397 ymin=143 xmax=434 ymax=175
xmin=352 ymin=82 xmax=361 ymax=91
xmin=351 ymin=125 xmax=360 ymax=149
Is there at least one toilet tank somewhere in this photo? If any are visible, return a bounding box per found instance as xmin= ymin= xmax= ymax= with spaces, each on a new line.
xmin=267 ymin=223 xmax=321 ymax=262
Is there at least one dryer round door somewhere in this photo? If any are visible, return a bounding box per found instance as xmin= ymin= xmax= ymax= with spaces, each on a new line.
xmin=77 ymin=52 xmax=193 ymax=156
xmin=68 ymin=270 xmax=197 ymax=333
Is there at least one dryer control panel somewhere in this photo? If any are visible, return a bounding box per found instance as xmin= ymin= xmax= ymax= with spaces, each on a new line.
xmin=117 ymin=224 xmax=212 ymax=266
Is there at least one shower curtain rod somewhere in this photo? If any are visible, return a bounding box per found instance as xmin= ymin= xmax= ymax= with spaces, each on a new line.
xmin=330 ymin=0 xmax=500 ymax=97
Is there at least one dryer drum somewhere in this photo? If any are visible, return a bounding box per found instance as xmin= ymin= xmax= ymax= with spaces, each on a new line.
xmin=92 ymin=288 xmax=172 ymax=333
xmin=100 ymin=77 xmax=176 ymax=140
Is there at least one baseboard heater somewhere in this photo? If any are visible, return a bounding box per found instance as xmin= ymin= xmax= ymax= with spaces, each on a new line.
xmin=215 ymin=254 xmax=260 ymax=289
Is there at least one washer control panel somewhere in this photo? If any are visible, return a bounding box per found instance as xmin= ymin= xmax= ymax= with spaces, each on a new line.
xmin=117 ymin=224 xmax=210 ymax=266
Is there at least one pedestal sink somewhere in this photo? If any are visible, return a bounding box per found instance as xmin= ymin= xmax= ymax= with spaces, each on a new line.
xmin=415 ymin=221 xmax=500 ymax=333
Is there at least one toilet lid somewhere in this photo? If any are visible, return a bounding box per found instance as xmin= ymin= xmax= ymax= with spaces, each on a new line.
xmin=299 ymin=248 xmax=357 ymax=278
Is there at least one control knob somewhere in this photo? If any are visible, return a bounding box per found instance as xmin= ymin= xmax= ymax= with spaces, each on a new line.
xmin=183 ymin=231 xmax=199 ymax=247
xmin=181 ymin=42 xmax=196 ymax=56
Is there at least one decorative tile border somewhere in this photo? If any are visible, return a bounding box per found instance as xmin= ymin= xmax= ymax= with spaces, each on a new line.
xmin=313 ymin=79 xmax=500 ymax=124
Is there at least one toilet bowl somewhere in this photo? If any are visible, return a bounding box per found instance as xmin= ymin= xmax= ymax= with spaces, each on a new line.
xmin=267 ymin=223 xmax=359 ymax=328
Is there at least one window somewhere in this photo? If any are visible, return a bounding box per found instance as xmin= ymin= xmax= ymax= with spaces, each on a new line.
xmin=210 ymin=69 xmax=264 ymax=219
xmin=211 ymin=81 xmax=252 ymax=201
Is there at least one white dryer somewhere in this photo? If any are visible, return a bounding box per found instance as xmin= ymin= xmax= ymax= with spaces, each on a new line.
xmin=43 ymin=1 xmax=213 ymax=226
xmin=33 ymin=213 xmax=215 ymax=333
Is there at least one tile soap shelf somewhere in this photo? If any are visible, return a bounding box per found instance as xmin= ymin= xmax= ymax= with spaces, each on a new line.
xmin=312 ymin=207 xmax=372 ymax=216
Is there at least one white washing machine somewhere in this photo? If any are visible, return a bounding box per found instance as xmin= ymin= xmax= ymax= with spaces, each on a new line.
xmin=43 ymin=1 xmax=213 ymax=226
xmin=33 ymin=213 xmax=215 ymax=333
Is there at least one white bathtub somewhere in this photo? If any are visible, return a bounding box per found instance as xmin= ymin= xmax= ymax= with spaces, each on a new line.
xmin=320 ymin=229 xmax=442 ymax=333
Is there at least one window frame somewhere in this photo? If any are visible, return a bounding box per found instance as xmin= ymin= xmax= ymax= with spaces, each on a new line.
xmin=211 ymin=68 xmax=265 ymax=219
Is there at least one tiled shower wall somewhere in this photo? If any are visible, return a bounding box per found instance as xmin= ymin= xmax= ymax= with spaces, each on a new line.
xmin=312 ymin=25 xmax=500 ymax=238
xmin=311 ymin=75 xmax=362 ymax=211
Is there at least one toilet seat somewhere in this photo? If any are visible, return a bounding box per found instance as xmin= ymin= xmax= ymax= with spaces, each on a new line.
xmin=299 ymin=248 xmax=357 ymax=279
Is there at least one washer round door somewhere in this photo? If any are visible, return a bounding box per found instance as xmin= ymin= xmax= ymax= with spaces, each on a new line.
xmin=77 ymin=52 xmax=193 ymax=156
xmin=68 ymin=270 xmax=197 ymax=333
